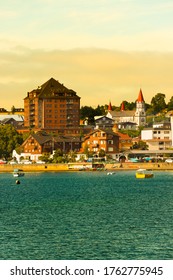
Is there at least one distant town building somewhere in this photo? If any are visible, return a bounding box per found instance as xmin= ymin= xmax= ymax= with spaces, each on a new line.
xmin=94 ymin=115 xmax=114 ymax=129
xmin=20 ymin=133 xmax=82 ymax=161
xmin=0 ymin=108 xmax=7 ymax=112
xmin=141 ymin=121 xmax=172 ymax=150
xmin=82 ymin=128 xmax=119 ymax=157
xmin=112 ymin=124 xmax=133 ymax=151
xmin=107 ymin=89 xmax=146 ymax=128
xmin=24 ymin=77 xmax=81 ymax=134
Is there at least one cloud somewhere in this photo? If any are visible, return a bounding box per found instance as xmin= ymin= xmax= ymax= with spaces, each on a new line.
xmin=0 ymin=9 xmax=17 ymax=19
xmin=0 ymin=47 xmax=173 ymax=110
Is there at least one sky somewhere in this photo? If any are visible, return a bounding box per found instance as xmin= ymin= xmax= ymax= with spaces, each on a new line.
xmin=1 ymin=0 xmax=173 ymax=110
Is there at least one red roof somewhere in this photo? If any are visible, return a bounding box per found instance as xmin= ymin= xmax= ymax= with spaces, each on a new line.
xmin=108 ymin=101 xmax=112 ymax=111
xmin=121 ymin=101 xmax=125 ymax=111
xmin=137 ymin=88 xmax=145 ymax=102
xmin=116 ymin=132 xmax=131 ymax=140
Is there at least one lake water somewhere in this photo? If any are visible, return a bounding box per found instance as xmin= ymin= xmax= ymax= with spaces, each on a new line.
xmin=0 ymin=171 xmax=173 ymax=260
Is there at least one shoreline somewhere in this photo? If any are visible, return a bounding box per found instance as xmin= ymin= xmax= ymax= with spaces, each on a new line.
xmin=0 ymin=162 xmax=173 ymax=172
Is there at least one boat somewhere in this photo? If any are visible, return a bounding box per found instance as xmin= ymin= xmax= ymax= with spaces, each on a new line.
xmin=107 ymin=172 xmax=115 ymax=175
xmin=135 ymin=169 xmax=153 ymax=179
xmin=13 ymin=169 xmax=25 ymax=177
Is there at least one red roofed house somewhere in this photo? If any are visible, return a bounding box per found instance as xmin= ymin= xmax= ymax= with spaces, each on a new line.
xmin=112 ymin=124 xmax=133 ymax=151
xmin=82 ymin=128 xmax=119 ymax=157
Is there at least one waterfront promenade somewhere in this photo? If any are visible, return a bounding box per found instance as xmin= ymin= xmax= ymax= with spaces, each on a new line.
xmin=0 ymin=162 xmax=173 ymax=172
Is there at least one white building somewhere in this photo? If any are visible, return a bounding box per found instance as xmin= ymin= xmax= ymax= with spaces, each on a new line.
xmin=141 ymin=122 xmax=172 ymax=150
xmin=107 ymin=89 xmax=146 ymax=128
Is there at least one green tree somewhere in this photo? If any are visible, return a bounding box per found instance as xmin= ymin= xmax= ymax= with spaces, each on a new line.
xmin=119 ymin=129 xmax=141 ymax=138
xmin=83 ymin=143 xmax=94 ymax=158
xmin=151 ymin=93 xmax=167 ymax=114
xmin=94 ymin=105 xmax=106 ymax=116
xmin=132 ymin=141 xmax=148 ymax=150
xmin=120 ymin=101 xmax=136 ymax=110
xmin=167 ymin=96 xmax=173 ymax=111
xmin=80 ymin=106 xmax=95 ymax=124
xmin=11 ymin=105 xmax=16 ymax=114
xmin=99 ymin=149 xmax=105 ymax=157
xmin=52 ymin=149 xmax=64 ymax=163
xmin=80 ymin=105 xmax=106 ymax=124
xmin=0 ymin=124 xmax=23 ymax=159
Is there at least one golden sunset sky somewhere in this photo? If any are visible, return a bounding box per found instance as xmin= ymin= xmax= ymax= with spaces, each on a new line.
xmin=0 ymin=0 xmax=173 ymax=109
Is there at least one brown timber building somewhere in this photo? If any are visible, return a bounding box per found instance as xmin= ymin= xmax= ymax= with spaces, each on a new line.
xmin=24 ymin=78 xmax=81 ymax=134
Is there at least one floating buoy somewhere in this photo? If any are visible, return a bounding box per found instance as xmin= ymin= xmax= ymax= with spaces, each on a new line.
xmin=16 ymin=180 xmax=20 ymax=184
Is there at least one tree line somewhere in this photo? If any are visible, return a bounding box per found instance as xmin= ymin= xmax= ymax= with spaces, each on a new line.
xmin=80 ymin=93 xmax=173 ymax=124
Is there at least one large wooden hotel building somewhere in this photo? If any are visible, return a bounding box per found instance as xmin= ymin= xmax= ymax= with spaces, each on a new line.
xmin=24 ymin=77 xmax=81 ymax=135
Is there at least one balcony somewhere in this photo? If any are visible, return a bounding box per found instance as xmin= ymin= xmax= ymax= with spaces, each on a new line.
xmin=92 ymin=143 xmax=99 ymax=148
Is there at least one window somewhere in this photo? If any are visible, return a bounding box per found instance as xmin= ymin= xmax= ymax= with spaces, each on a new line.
xmin=108 ymin=140 xmax=113 ymax=145
xmin=108 ymin=147 xmax=113 ymax=152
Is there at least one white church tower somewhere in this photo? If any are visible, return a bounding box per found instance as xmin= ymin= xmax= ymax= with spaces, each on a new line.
xmin=135 ymin=88 xmax=146 ymax=126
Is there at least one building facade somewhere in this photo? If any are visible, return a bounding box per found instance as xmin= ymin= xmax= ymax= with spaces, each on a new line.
xmin=24 ymin=77 xmax=80 ymax=133
xmin=107 ymin=89 xmax=146 ymax=128
xmin=20 ymin=133 xmax=82 ymax=161
xmin=82 ymin=128 xmax=119 ymax=156
xmin=141 ymin=122 xmax=172 ymax=150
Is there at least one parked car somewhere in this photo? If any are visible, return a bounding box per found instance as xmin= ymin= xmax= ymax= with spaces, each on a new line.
xmin=9 ymin=160 xmax=18 ymax=165
xmin=165 ymin=158 xmax=173 ymax=163
xmin=0 ymin=160 xmax=7 ymax=164
xmin=36 ymin=160 xmax=46 ymax=164
xmin=20 ymin=160 xmax=32 ymax=164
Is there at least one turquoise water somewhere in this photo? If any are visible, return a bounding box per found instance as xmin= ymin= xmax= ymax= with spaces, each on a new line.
xmin=0 ymin=171 xmax=173 ymax=260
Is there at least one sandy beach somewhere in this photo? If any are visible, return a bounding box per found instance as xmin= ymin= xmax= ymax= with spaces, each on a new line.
xmin=0 ymin=162 xmax=173 ymax=172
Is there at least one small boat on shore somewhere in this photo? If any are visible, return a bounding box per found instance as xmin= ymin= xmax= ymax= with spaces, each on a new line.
xmin=13 ymin=169 xmax=25 ymax=177
xmin=136 ymin=169 xmax=153 ymax=179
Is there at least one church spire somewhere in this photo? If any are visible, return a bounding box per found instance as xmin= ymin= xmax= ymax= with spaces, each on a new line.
xmin=137 ymin=88 xmax=144 ymax=102
xmin=135 ymin=88 xmax=146 ymax=127
xmin=121 ymin=101 xmax=125 ymax=111
xmin=108 ymin=101 xmax=112 ymax=111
